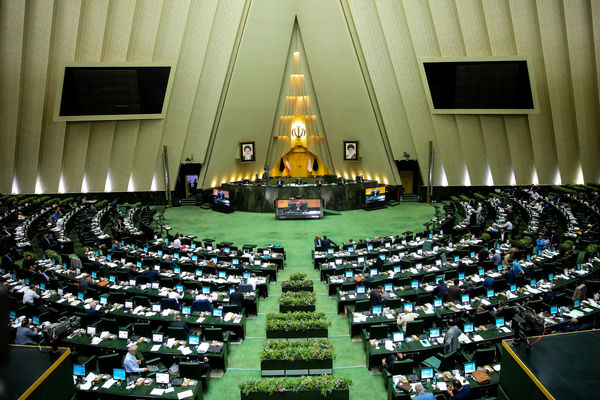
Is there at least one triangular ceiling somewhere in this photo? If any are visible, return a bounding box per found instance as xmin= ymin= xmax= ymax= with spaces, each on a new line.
xmin=266 ymin=19 xmax=333 ymax=172
xmin=199 ymin=0 xmax=400 ymax=187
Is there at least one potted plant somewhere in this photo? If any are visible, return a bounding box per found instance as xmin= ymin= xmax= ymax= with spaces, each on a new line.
xmin=585 ymin=243 xmax=598 ymax=261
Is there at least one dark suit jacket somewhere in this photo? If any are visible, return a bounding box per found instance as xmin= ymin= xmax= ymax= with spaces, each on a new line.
xmin=321 ymin=238 xmax=336 ymax=250
xmin=229 ymin=291 xmax=245 ymax=307
xmin=369 ymin=289 xmax=384 ymax=306
xmin=446 ymin=285 xmax=461 ymax=302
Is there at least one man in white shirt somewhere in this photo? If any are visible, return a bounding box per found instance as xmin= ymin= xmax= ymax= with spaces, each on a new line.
xmin=173 ymin=236 xmax=182 ymax=250
xmin=168 ymin=289 xmax=183 ymax=301
xmin=397 ymin=312 xmax=417 ymax=331
xmin=21 ymin=285 xmax=40 ymax=305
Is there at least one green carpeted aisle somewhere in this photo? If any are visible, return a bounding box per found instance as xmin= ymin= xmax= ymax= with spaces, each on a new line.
xmin=162 ymin=203 xmax=437 ymax=400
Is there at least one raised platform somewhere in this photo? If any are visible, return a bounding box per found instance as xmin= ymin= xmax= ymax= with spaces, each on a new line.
xmin=499 ymin=330 xmax=600 ymax=400
xmin=222 ymin=181 xmax=385 ymax=212
xmin=0 ymin=345 xmax=74 ymax=400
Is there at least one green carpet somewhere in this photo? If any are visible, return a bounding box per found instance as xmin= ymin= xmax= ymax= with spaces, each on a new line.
xmin=162 ymin=203 xmax=437 ymax=400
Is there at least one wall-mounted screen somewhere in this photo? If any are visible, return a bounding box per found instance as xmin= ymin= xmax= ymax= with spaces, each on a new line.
xmin=419 ymin=57 xmax=537 ymax=114
xmin=55 ymin=62 xmax=175 ymax=121
xmin=276 ymin=199 xmax=322 ymax=220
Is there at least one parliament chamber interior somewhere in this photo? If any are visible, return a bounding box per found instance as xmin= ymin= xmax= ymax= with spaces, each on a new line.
xmin=1 ymin=1 xmax=600 ymax=400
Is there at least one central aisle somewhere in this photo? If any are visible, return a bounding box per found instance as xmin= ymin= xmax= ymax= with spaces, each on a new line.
xmin=162 ymin=203 xmax=435 ymax=399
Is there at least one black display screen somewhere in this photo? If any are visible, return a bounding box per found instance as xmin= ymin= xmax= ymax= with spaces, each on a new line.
xmin=59 ymin=66 xmax=171 ymax=117
xmin=423 ymin=61 xmax=534 ymax=110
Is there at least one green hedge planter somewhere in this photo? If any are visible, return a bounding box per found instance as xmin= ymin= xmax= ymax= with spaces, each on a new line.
xmin=266 ymin=328 xmax=328 ymax=339
xmin=279 ymin=304 xmax=316 ymax=313
xmin=281 ymin=284 xmax=314 ymax=293
xmin=241 ymin=389 xmax=349 ymax=400
xmin=260 ymin=359 xmax=333 ymax=376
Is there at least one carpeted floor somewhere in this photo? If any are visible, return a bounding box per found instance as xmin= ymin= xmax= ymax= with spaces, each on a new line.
xmin=161 ymin=203 xmax=438 ymax=400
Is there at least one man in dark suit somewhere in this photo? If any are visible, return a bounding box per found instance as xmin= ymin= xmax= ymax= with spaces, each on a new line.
xmin=432 ymin=280 xmax=448 ymax=300
xmin=314 ymin=235 xmax=322 ymax=248
xmin=141 ymin=268 xmax=159 ymax=283
xmin=321 ymin=235 xmax=336 ymax=251
xmin=382 ymin=352 xmax=405 ymax=371
xmin=446 ymin=279 xmax=462 ymax=302
xmin=1 ymin=251 xmax=16 ymax=273
xmin=170 ymin=314 xmax=191 ymax=336
xmin=369 ymin=286 xmax=384 ymax=306
xmin=40 ymin=234 xmax=53 ymax=251
xmin=79 ymin=274 xmax=96 ymax=294
xmin=85 ymin=302 xmax=107 ymax=324
xmin=229 ymin=285 xmax=245 ymax=309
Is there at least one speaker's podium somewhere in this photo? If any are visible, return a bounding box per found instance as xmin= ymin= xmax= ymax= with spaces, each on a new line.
xmin=0 ymin=345 xmax=74 ymax=400
xmin=499 ymin=330 xmax=600 ymax=400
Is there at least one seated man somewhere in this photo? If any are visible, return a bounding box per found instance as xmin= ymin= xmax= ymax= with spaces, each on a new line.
xmin=124 ymin=345 xmax=149 ymax=374
xmin=381 ymin=352 xmax=405 ymax=371
xmin=229 ymin=285 xmax=245 ymax=308
xmin=15 ymin=319 xmax=39 ymax=345
xmin=197 ymin=355 xmax=210 ymax=374
xmin=413 ymin=382 xmax=436 ymax=400
xmin=170 ymin=314 xmax=191 ymax=336
xmin=86 ymin=302 xmax=108 ymax=324
xmin=447 ymin=379 xmax=474 ymax=400
xmin=369 ymin=286 xmax=385 ymax=306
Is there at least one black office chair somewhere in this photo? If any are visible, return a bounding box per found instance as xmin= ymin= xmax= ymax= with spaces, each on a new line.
xmin=222 ymin=304 xmax=241 ymax=314
xmin=473 ymin=311 xmax=494 ymax=326
xmin=98 ymin=318 xmax=117 ymax=333
xmin=133 ymin=296 xmax=150 ymax=307
xmin=167 ymin=326 xmax=187 ymax=340
xmin=405 ymin=320 xmax=424 ymax=336
xmin=203 ymin=327 xmax=224 ymax=341
xmin=467 ymin=347 xmax=496 ymax=365
xmin=97 ymin=353 xmax=122 ymax=374
xmin=437 ymin=350 xmax=457 ymax=371
xmin=354 ymin=300 xmax=370 ymax=312
xmin=133 ymin=322 xmax=152 ymax=338
xmin=391 ymin=359 xmax=415 ymax=375
xmin=239 ymin=284 xmax=253 ymax=293
xmin=161 ymin=298 xmax=179 ymax=311
xmin=369 ymin=324 xmax=389 ymax=340
xmin=191 ymin=299 xmax=213 ymax=313
xmin=179 ymin=361 xmax=209 ymax=391
xmin=109 ymin=292 xmax=125 ymax=304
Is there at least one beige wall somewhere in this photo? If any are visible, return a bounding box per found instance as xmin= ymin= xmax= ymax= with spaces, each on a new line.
xmin=1 ymin=0 xmax=599 ymax=194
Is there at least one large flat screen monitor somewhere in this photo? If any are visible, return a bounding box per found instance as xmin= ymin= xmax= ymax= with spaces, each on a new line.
xmin=418 ymin=57 xmax=537 ymax=114
xmin=213 ymin=189 xmax=231 ymax=207
xmin=55 ymin=62 xmax=175 ymax=121
xmin=365 ymin=187 xmax=386 ymax=205
xmin=276 ymin=199 xmax=322 ymax=220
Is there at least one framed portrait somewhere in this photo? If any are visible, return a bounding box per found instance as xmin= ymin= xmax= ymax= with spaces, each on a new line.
xmin=343 ymin=140 xmax=358 ymax=161
xmin=240 ymin=141 xmax=255 ymax=162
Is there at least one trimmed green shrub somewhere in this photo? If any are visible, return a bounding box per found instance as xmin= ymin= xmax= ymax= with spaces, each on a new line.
xmin=239 ymin=375 xmax=352 ymax=397
xmin=45 ymin=250 xmax=61 ymax=262
xmin=559 ymin=240 xmax=574 ymax=252
xmin=266 ymin=312 xmax=329 ymax=331
xmin=260 ymin=339 xmax=334 ymax=361
xmin=585 ymin=243 xmax=599 ymax=256
xmin=279 ymin=291 xmax=316 ymax=307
